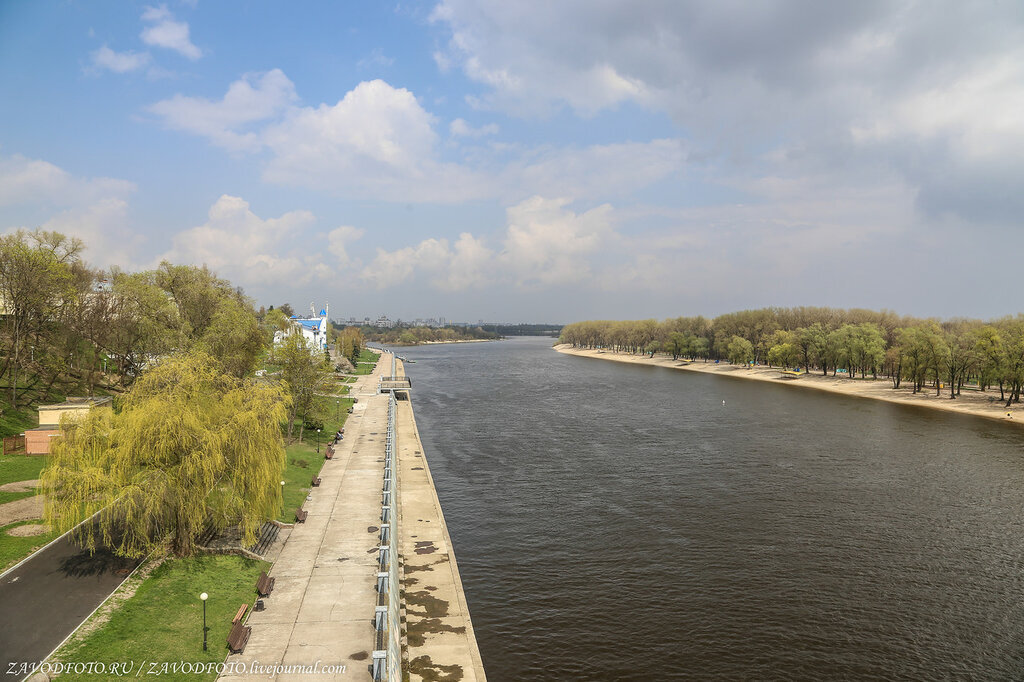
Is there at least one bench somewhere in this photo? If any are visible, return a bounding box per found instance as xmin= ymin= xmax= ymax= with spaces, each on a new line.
xmin=227 ymin=621 xmax=250 ymax=654
xmin=324 ymin=447 xmax=333 ymax=460
xmin=232 ymin=603 xmax=248 ymax=625
xmin=311 ymin=476 xmax=321 ymax=487
xmin=256 ymin=571 xmax=275 ymax=598
xmin=295 ymin=507 xmax=308 ymax=523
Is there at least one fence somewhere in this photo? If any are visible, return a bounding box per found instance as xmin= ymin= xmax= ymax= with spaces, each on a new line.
xmin=372 ymin=392 xmax=402 ymax=682
xmin=3 ymin=435 xmax=26 ymax=455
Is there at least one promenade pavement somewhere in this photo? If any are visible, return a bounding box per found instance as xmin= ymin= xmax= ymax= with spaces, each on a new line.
xmin=220 ymin=357 xmax=391 ymax=682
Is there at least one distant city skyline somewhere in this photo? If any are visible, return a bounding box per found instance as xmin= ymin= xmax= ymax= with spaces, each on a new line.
xmin=2 ymin=3 xmax=1023 ymax=322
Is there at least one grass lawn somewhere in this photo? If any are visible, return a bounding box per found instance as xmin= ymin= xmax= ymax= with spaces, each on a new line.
xmin=349 ymin=348 xmax=380 ymax=375
xmin=0 ymin=520 xmax=60 ymax=573
xmin=58 ymin=554 xmax=269 ymax=681
xmin=0 ymin=454 xmax=49 ymax=505
xmin=278 ymin=444 xmax=317 ymax=523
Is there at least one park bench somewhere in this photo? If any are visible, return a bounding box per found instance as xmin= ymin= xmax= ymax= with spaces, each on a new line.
xmin=311 ymin=475 xmax=321 ymax=487
xmin=227 ymin=620 xmax=250 ymax=654
xmin=325 ymin=446 xmax=334 ymax=460
xmin=256 ymin=571 xmax=275 ymax=597
xmin=232 ymin=603 xmax=248 ymax=625
xmin=295 ymin=507 xmax=308 ymax=523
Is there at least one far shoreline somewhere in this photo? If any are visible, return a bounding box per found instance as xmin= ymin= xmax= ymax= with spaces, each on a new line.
xmin=554 ymin=344 xmax=1022 ymax=427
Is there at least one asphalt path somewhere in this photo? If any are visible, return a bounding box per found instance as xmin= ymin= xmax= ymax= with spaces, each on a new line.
xmin=0 ymin=530 xmax=139 ymax=680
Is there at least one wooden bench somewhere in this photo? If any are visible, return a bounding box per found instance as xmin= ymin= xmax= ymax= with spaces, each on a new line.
xmin=295 ymin=507 xmax=308 ymax=523
xmin=232 ymin=603 xmax=248 ymax=625
xmin=324 ymin=447 xmax=333 ymax=460
xmin=256 ymin=571 xmax=275 ymax=598
xmin=227 ymin=621 xmax=250 ymax=654
xmin=311 ymin=476 xmax=321 ymax=487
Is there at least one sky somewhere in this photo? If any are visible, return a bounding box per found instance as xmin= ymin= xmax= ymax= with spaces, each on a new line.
xmin=1 ymin=1 xmax=1023 ymax=323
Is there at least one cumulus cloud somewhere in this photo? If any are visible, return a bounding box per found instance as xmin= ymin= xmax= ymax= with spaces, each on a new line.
xmin=327 ymin=225 xmax=365 ymax=266
xmin=148 ymin=69 xmax=297 ymax=151
xmin=430 ymin=0 xmax=1024 ymax=230
xmin=160 ymin=195 xmax=332 ymax=288
xmin=0 ymin=154 xmax=141 ymax=268
xmin=90 ymin=45 xmax=151 ymax=73
xmin=358 ymin=196 xmax=613 ymax=291
xmin=140 ymin=5 xmax=201 ymax=60
xmin=449 ymin=118 xmax=498 ymax=138
xmin=261 ymin=79 xmax=487 ymax=201
xmin=0 ymin=154 xmax=136 ymax=208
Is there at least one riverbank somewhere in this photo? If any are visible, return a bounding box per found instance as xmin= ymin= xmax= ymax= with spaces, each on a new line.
xmin=394 ymin=357 xmax=488 ymax=682
xmin=555 ymin=344 xmax=1021 ymax=426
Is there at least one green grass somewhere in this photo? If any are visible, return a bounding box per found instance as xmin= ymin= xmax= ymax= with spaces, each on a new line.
xmin=348 ymin=348 xmax=381 ymax=375
xmin=0 ymin=520 xmax=60 ymax=573
xmin=58 ymin=554 xmax=269 ymax=681
xmin=0 ymin=400 xmax=37 ymax=439
xmin=0 ymin=454 xmax=48 ymax=504
xmin=278 ymin=444 xmax=316 ymax=522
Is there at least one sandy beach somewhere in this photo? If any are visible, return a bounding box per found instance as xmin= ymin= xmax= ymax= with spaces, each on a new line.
xmin=555 ymin=344 xmax=1022 ymax=427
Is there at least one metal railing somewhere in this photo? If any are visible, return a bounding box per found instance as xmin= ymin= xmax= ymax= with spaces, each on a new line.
xmin=372 ymin=393 xmax=402 ymax=682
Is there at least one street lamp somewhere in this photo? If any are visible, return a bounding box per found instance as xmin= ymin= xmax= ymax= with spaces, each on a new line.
xmin=316 ymin=428 xmax=322 ymax=453
xmin=200 ymin=592 xmax=208 ymax=651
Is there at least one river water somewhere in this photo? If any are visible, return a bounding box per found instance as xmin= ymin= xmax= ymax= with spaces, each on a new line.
xmin=398 ymin=336 xmax=1024 ymax=681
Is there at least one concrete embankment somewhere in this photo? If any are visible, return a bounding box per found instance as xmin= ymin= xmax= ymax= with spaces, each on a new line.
xmin=219 ymin=353 xmax=485 ymax=682
xmin=393 ymin=358 xmax=487 ymax=682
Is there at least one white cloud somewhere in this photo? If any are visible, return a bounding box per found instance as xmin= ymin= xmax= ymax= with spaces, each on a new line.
xmin=140 ymin=5 xmax=201 ymax=60
xmin=262 ymin=79 xmax=487 ymax=201
xmin=0 ymin=154 xmax=135 ymax=208
xmin=449 ymin=118 xmax=499 ymax=138
xmin=148 ymin=69 xmax=297 ymax=151
xmin=327 ymin=225 xmax=365 ymax=266
xmin=499 ymin=196 xmax=614 ymax=287
xmin=90 ymin=45 xmax=151 ymax=73
xmin=358 ymin=196 xmax=614 ymax=291
xmin=160 ymin=195 xmax=331 ymax=288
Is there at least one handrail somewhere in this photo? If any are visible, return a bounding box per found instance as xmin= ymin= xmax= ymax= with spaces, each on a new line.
xmin=372 ymin=393 xmax=402 ymax=681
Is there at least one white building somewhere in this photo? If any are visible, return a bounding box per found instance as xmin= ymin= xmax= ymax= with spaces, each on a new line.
xmin=275 ymin=305 xmax=329 ymax=350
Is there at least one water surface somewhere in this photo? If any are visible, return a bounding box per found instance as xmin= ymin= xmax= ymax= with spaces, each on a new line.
xmin=400 ymin=337 xmax=1024 ymax=680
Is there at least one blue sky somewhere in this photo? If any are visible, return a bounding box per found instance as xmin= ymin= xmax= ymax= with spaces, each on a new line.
xmin=2 ymin=1 xmax=1023 ymax=323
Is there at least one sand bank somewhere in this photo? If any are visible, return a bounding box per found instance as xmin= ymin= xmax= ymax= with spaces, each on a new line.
xmin=555 ymin=344 xmax=1022 ymax=426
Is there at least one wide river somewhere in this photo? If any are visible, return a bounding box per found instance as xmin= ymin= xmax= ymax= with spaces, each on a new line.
xmin=397 ymin=336 xmax=1024 ymax=681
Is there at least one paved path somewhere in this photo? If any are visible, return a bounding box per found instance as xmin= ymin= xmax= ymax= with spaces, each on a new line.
xmin=0 ymin=530 xmax=139 ymax=680
xmin=220 ymin=357 xmax=390 ymax=681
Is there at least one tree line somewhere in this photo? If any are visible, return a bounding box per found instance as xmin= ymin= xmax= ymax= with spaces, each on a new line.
xmin=560 ymin=307 xmax=1024 ymax=406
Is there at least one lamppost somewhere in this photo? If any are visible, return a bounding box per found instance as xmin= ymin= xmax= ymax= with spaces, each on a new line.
xmin=200 ymin=592 xmax=208 ymax=651
xmin=280 ymin=480 xmax=285 ymax=509
xmin=336 ymin=400 xmax=340 ymax=421
xmin=316 ymin=428 xmax=322 ymax=453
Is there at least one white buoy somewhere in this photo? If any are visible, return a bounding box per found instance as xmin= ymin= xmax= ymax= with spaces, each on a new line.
xmin=722 ymin=400 xmax=726 ymax=405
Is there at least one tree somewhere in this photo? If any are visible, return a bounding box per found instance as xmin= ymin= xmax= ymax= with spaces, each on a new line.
xmin=41 ymin=352 xmax=288 ymax=558
xmin=279 ymin=334 xmax=334 ymax=440
xmin=727 ymin=335 xmax=754 ymax=365
xmin=0 ymin=230 xmax=84 ymax=405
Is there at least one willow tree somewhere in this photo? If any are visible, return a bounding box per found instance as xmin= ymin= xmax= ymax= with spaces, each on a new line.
xmin=41 ymin=351 xmax=289 ymax=558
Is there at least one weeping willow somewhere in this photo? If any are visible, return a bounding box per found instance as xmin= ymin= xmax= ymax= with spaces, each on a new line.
xmin=41 ymin=351 xmax=289 ymax=558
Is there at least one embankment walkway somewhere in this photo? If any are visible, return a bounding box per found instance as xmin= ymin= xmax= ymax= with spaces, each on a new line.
xmin=221 ymin=358 xmax=390 ymax=681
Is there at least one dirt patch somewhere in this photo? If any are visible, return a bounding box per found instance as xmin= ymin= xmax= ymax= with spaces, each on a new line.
xmin=414 ymin=540 xmax=437 ymax=555
xmin=0 ymin=479 xmax=39 ymax=493
xmin=348 ymin=651 xmax=368 ymax=661
xmin=6 ymin=523 xmax=51 ymax=536
xmin=405 ymin=556 xmax=449 ymax=574
xmin=0 ymin=495 xmax=45 ymax=526
xmin=407 ymin=655 xmax=464 ymax=682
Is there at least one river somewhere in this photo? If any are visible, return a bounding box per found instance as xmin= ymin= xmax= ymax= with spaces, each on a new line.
xmin=398 ymin=336 xmax=1024 ymax=680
